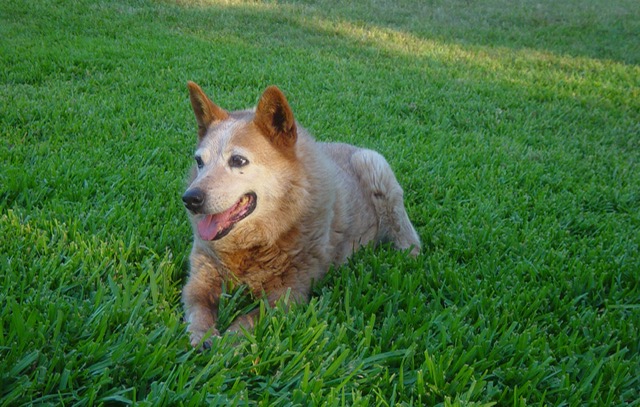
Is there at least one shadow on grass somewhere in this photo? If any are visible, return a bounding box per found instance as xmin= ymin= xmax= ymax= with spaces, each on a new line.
xmin=275 ymin=0 xmax=640 ymax=66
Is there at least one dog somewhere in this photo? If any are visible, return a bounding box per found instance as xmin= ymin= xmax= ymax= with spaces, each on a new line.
xmin=181 ymin=82 xmax=420 ymax=347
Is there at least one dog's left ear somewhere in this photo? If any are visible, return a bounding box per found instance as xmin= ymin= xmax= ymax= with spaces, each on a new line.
xmin=254 ymin=86 xmax=297 ymax=150
xmin=187 ymin=81 xmax=229 ymax=139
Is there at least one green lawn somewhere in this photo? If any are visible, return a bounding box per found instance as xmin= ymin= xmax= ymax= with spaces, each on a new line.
xmin=1 ymin=0 xmax=639 ymax=405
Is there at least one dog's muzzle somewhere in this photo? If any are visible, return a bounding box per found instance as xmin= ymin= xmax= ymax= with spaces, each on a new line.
xmin=182 ymin=188 xmax=205 ymax=213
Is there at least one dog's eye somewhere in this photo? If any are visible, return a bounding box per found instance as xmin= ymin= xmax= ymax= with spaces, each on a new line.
xmin=195 ymin=156 xmax=204 ymax=169
xmin=229 ymin=155 xmax=249 ymax=168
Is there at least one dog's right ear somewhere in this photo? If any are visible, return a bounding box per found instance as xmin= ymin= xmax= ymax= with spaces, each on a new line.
xmin=187 ymin=81 xmax=229 ymax=139
xmin=254 ymin=86 xmax=297 ymax=151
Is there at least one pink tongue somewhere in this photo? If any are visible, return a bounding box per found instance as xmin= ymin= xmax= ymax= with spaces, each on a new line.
xmin=197 ymin=212 xmax=232 ymax=241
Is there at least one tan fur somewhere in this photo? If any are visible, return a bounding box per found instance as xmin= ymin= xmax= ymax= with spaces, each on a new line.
xmin=182 ymin=83 xmax=421 ymax=347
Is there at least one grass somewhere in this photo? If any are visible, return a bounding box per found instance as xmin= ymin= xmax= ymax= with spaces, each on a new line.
xmin=1 ymin=0 xmax=639 ymax=405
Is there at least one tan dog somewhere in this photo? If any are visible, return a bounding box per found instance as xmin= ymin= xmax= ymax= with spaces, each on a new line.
xmin=182 ymin=82 xmax=420 ymax=347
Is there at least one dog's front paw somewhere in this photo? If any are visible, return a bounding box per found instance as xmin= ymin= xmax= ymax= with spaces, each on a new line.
xmin=226 ymin=313 xmax=257 ymax=334
xmin=189 ymin=328 xmax=220 ymax=350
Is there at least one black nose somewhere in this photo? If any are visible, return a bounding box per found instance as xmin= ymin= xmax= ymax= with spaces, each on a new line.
xmin=182 ymin=188 xmax=205 ymax=213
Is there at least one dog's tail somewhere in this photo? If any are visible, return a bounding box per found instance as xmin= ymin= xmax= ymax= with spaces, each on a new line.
xmin=350 ymin=150 xmax=421 ymax=256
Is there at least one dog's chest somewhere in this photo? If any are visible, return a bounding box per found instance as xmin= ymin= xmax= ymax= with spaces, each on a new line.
xmin=217 ymin=244 xmax=293 ymax=293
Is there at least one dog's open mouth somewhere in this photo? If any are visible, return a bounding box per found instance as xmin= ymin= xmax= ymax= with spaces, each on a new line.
xmin=197 ymin=193 xmax=257 ymax=241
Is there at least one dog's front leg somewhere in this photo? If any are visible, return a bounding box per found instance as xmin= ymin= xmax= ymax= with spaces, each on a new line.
xmin=182 ymin=254 xmax=223 ymax=348
xmin=185 ymin=302 xmax=219 ymax=349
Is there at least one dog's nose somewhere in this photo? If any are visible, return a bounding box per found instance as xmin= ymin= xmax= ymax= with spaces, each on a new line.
xmin=182 ymin=188 xmax=205 ymax=213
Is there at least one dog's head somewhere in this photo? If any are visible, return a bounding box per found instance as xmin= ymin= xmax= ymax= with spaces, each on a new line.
xmin=182 ymin=82 xmax=304 ymax=246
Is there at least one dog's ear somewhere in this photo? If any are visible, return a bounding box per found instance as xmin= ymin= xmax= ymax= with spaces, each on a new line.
xmin=187 ymin=81 xmax=229 ymax=139
xmin=254 ymin=86 xmax=297 ymax=150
